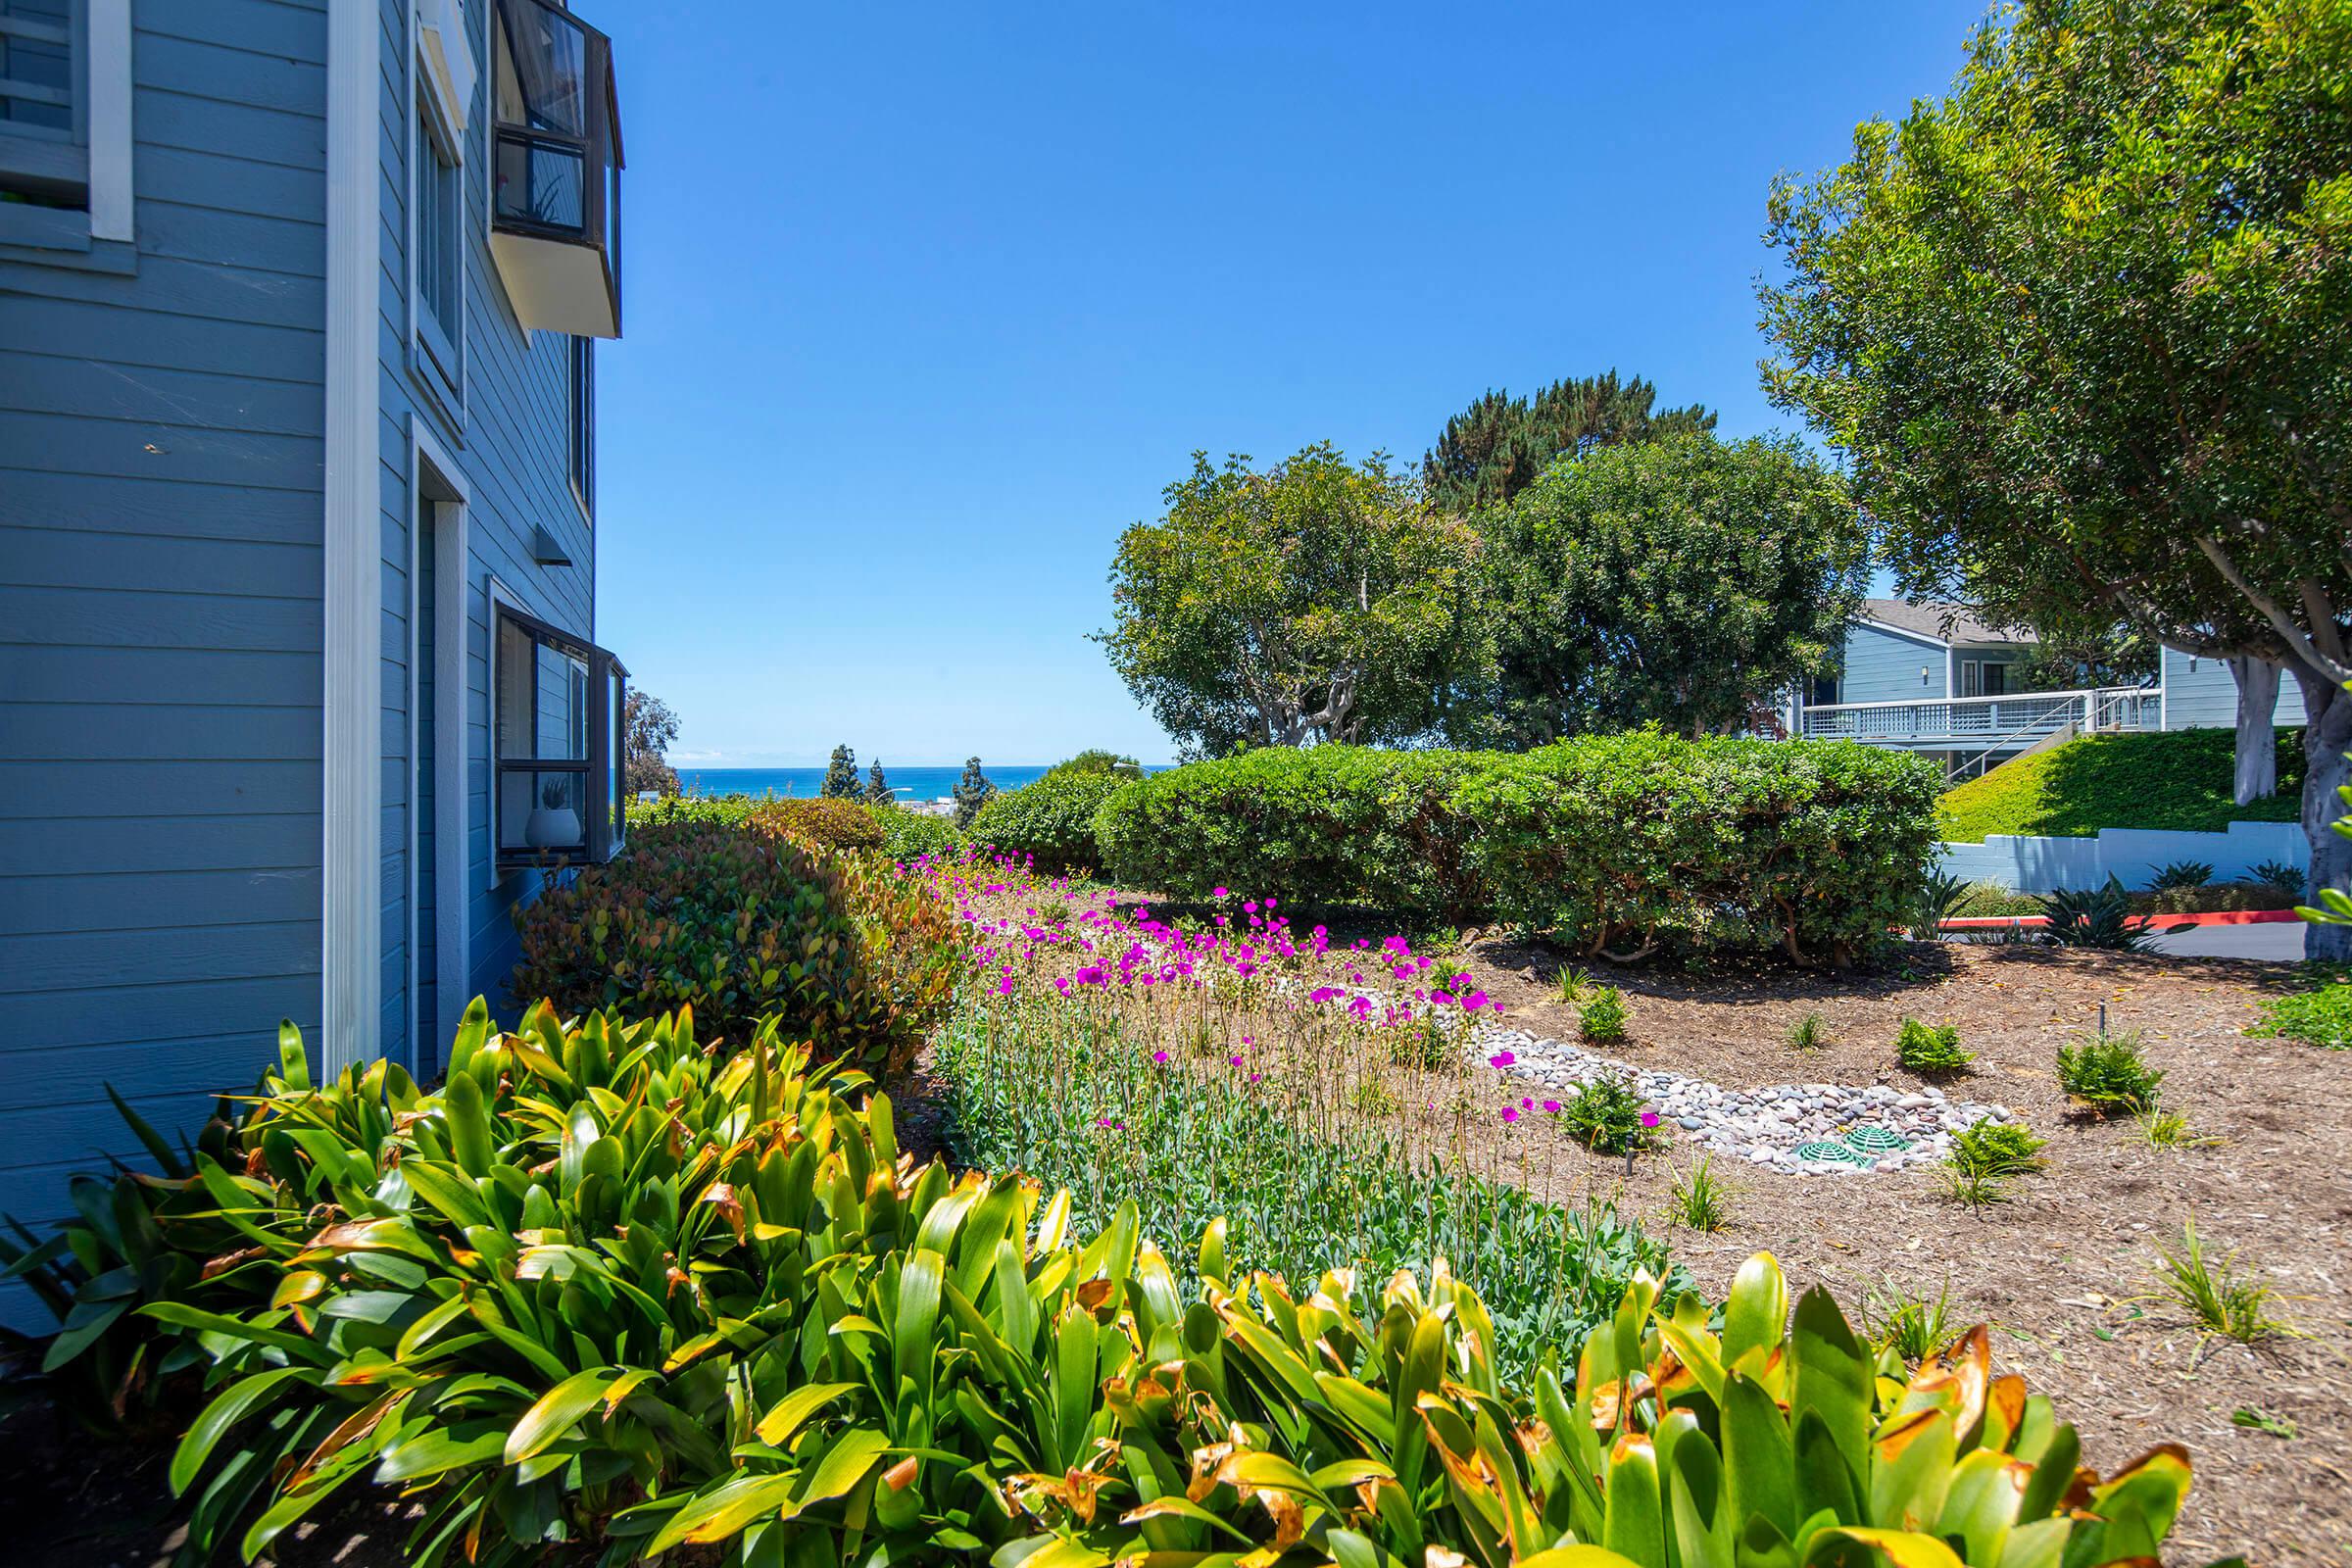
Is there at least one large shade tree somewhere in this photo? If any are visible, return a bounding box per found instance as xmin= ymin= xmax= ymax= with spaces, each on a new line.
xmin=1474 ymin=432 xmax=1868 ymax=744
xmin=1759 ymin=0 xmax=2352 ymax=956
xmin=1423 ymin=371 xmax=1715 ymax=514
xmin=1098 ymin=445 xmax=1491 ymax=757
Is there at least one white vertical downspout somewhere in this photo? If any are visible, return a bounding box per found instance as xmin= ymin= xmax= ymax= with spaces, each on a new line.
xmin=322 ymin=0 xmax=383 ymax=1075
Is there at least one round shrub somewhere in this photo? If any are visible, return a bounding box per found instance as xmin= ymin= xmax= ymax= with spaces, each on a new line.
xmin=748 ymin=795 xmax=887 ymax=853
xmin=509 ymin=820 xmax=958 ymax=1073
xmin=868 ymin=803 xmax=966 ymax=862
xmin=968 ymin=769 xmax=1131 ymax=874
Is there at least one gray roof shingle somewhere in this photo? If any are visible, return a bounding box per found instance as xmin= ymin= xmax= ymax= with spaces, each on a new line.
xmin=1860 ymin=599 xmax=2038 ymax=646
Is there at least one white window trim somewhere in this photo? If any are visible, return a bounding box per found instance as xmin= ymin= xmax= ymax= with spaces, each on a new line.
xmin=416 ymin=0 xmax=474 ymax=138
xmin=82 ymin=0 xmax=124 ymax=237
xmin=406 ymin=2 xmax=468 ymax=428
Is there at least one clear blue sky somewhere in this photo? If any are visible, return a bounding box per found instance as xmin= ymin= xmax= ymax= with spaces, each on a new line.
xmin=594 ymin=1 xmax=1989 ymax=769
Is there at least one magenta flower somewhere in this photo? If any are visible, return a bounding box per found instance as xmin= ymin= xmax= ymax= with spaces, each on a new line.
xmin=1151 ymin=1050 xmax=1170 ymax=1064
xmin=1500 ymin=1106 xmax=1520 ymax=1123
xmin=1229 ymin=1054 xmax=1244 ymax=1066
xmin=1542 ymin=1099 xmax=1561 ymax=1113
xmin=1489 ymin=1051 xmax=1516 ymax=1068
xmin=1212 ymin=886 xmax=1229 ymax=899
xmin=1641 ymin=1111 xmax=1662 ymax=1129
xmin=1462 ymin=989 xmax=1489 ymax=1010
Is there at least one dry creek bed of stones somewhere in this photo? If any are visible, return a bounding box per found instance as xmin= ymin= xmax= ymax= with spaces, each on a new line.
xmin=1465 ymin=1021 xmax=2012 ymax=1174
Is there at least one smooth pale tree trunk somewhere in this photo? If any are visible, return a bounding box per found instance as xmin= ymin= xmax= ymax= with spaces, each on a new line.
xmin=2301 ymin=669 xmax=2352 ymax=963
xmin=2228 ymin=656 xmax=2280 ymax=805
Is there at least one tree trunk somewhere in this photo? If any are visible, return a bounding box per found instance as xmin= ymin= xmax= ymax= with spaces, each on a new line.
xmin=2228 ymin=656 xmax=2280 ymax=805
xmin=2301 ymin=671 xmax=2352 ymax=963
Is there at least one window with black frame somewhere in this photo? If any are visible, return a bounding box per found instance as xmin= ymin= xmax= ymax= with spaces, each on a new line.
xmin=492 ymin=601 xmax=625 ymax=869
xmin=487 ymin=0 xmax=620 ymax=337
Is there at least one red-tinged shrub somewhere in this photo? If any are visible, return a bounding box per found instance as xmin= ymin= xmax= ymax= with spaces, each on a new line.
xmin=509 ymin=820 xmax=956 ymax=1073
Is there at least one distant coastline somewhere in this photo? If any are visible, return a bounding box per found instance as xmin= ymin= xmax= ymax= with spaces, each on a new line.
xmin=677 ymin=763 xmax=1170 ymax=804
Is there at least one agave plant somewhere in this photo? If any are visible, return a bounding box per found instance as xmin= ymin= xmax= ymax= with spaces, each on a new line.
xmin=2037 ymin=879 xmax=2156 ymax=953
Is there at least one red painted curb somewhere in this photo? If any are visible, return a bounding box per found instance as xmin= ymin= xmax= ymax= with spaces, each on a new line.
xmin=1937 ymin=907 xmax=2303 ymax=931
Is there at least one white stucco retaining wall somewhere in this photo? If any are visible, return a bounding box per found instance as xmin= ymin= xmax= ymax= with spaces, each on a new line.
xmin=1939 ymin=820 xmax=2308 ymax=892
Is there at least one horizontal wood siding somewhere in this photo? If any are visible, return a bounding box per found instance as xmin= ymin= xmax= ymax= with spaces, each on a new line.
xmin=0 ymin=0 xmax=331 ymax=1328
xmin=1838 ymin=622 xmax=1948 ymax=705
xmin=2161 ymin=649 xmax=2304 ymax=729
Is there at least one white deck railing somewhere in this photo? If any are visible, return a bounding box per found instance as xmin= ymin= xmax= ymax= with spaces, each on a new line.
xmin=1797 ymin=686 xmax=2157 ymax=746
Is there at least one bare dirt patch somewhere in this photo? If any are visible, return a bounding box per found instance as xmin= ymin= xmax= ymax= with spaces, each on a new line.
xmin=1448 ymin=939 xmax=2352 ymax=1567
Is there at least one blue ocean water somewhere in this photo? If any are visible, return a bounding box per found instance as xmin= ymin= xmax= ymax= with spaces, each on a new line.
xmin=677 ymin=763 xmax=1169 ymax=803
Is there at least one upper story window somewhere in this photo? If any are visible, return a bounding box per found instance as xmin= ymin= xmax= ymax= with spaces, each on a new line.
xmin=488 ymin=0 xmax=620 ymax=338
xmin=493 ymin=599 xmax=625 ymax=870
xmin=410 ymin=0 xmax=472 ymax=411
xmin=1 ymin=0 xmax=126 ymax=247
xmin=414 ymin=86 xmax=465 ymax=391
xmin=567 ymin=334 xmax=594 ymax=516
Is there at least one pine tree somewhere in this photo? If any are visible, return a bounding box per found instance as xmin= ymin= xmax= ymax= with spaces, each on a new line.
xmin=864 ymin=760 xmax=894 ymax=806
xmin=821 ymin=744 xmax=859 ymax=800
xmin=1423 ymin=371 xmax=1714 ymax=513
xmin=952 ymin=757 xmax=996 ymax=828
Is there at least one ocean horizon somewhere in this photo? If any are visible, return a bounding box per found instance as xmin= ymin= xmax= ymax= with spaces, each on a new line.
xmin=677 ymin=763 xmax=1171 ymax=803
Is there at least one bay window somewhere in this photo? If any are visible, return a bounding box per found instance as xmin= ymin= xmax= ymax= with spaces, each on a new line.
xmin=488 ymin=0 xmax=620 ymax=337
xmin=493 ymin=601 xmax=625 ymax=870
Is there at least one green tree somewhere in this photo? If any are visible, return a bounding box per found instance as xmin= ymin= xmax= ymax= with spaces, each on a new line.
xmin=1423 ymin=371 xmax=1715 ymax=514
xmin=2012 ymin=617 xmax=2158 ymax=695
xmin=1097 ymin=445 xmax=1493 ymax=757
xmin=1758 ymin=0 xmax=2352 ymax=956
xmin=1044 ymin=749 xmax=1143 ymax=780
xmin=623 ymin=689 xmax=681 ymax=797
xmin=1473 ymin=432 xmax=1867 ymax=744
xmin=952 ymin=757 xmax=997 ymax=828
xmin=821 ymin=744 xmax=859 ymax=800
xmin=864 ymin=760 xmax=894 ymax=806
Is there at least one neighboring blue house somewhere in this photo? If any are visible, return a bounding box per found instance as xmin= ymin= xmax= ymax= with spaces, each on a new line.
xmin=0 ymin=0 xmax=629 ymax=1321
xmin=1790 ymin=600 xmax=2304 ymax=777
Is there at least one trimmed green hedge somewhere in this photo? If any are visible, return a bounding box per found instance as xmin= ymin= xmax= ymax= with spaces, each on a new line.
xmin=1095 ymin=736 xmax=1939 ymax=962
xmin=1938 ymin=726 xmax=2304 ymax=842
xmin=967 ymin=768 xmax=1132 ymax=873
xmin=1094 ymin=746 xmax=1490 ymax=916
xmin=1462 ymin=732 xmax=1939 ymax=963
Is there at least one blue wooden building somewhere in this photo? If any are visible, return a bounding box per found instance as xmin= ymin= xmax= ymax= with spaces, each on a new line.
xmin=0 ymin=0 xmax=630 ymax=1324
xmin=1788 ymin=601 xmax=2305 ymax=778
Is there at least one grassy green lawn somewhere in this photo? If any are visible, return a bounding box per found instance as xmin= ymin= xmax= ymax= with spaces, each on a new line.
xmin=1937 ymin=726 xmax=2304 ymax=842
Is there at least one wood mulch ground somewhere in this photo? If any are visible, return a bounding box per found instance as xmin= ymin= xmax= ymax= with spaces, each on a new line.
xmin=1439 ymin=937 xmax=2352 ymax=1568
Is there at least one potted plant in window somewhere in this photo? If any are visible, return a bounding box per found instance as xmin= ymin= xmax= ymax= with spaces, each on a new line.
xmin=525 ymin=775 xmax=581 ymax=850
